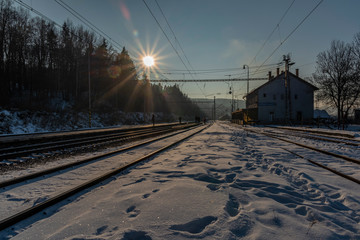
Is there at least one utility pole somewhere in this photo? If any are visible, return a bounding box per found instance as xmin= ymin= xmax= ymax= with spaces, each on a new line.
xmin=243 ymin=65 xmax=249 ymax=96
xmin=214 ymin=96 xmax=216 ymax=121
xmin=231 ymin=84 xmax=234 ymax=112
xmin=88 ymin=43 xmax=92 ymax=128
xmin=225 ymin=75 xmax=234 ymax=114
xmin=283 ymin=54 xmax=295 ymax=123
xmin=243 ymin=65 xmax=249 ymax=124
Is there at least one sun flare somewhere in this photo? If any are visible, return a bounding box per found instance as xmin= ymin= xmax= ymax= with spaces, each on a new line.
xmin=143 ymin=56 xmax=155 ymax=67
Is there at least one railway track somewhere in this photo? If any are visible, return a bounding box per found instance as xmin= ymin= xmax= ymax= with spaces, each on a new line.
xmin=0 ymin=123 xmax=196 ymax=166
xmin=0 ymin=123 xmax=209 ymax=231
xmin=269 ymin=126 xmax=356 ymax=139
xmin=241 ymin=126 xmax=360 ymax=185
xmin=262 ymin=126 xmax=360 ymax=147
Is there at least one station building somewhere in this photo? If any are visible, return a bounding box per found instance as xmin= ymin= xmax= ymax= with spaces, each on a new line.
xmin=232 ymin=68 xmax=318 ymax=124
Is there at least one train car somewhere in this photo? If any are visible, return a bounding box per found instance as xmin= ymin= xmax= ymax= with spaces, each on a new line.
xmin=231 ymin=109 xmax=244 ymax=125
xmin=232 ymin=108 xmax=258 ymax=125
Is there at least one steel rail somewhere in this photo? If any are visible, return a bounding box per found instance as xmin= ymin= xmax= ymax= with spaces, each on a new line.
xmin=0 ymin=123 xmax=181 ymax=146
xmin=0 ymin=124 xmax=199 ymax=188
xmin=262 ymin=129 xmax=359 ymax=147
xmin=0 ymin=127 xmax=167 ymax=154
xmin=241 ymin=127 xmax=360 ymax=185
xmin=268 ymin=126 xmax=356 ymax=139
xmin=0 ymin=124 xmax=209 ymax=231
xmin=0 ymin=124 xmax=196 ymax=161
xmin=282 ymin=148 xmax=360 ymax=185
xmin=245 ymin=128 xmax=360 ymax=165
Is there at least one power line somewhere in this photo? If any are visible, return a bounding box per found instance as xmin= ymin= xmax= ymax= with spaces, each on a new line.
xmin=154 ymin=0 xmax=194 ymax=72
xmin=142 ymin=0 xmax=189 ymax=74
xmin=54 ymin=0 xmax=126 ymax=53
xmin=159 ymin=63 xmax=280 ymax=74
xmin=154 ymin=0 xmax=208 ymax=96
xmin=249 ymin=0 xmax=296 ymax=67
xmin=14 ymin=0 xmax=130 ymax=57
xmin=12 ymin=0 xmax=93 ymax=45
xmin=150 ymin=77 xmax=268 ymax=83
xmin=253 ymin=0 xmax=324 ymax=76
xmin=13 ymin=0 xmax=62 ymax=28
xmin=142 ymin=0 xmax=207 ymax=97
xmin=250 ymin=63 xmax=284 ymax=76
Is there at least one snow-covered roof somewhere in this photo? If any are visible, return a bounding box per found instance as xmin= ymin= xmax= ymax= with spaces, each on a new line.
xmin=314 ymin=109 xmax=331 ymax=118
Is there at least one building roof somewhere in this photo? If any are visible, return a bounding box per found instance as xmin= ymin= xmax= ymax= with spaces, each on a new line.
xmin=314 ymin=109 xmax=331 ymax=118
xmin=246 ymin=71 xmax=318 ymax=98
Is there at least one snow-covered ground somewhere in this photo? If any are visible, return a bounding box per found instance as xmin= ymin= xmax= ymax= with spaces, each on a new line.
xmin=1 ymin=122 xmax=360 ymax=239
xmin=0 ymin=109 xmax=177 ymax=135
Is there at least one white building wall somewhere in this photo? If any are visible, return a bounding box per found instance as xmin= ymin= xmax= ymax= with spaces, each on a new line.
xmin=256 ymin=74 xmax=314 ymax=123
xmin=257 ymin=77 xmax=286 ymax=122
xmin=289 ymin=74 xmax=314 ymax=120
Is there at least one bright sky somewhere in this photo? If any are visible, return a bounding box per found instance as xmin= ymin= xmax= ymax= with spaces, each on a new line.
xmin=17 ymin=0 xmax=360 ymax=99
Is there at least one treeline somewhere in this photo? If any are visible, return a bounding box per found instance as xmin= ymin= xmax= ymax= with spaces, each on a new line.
xmin=0 ymin=0 xmax=202 ymax=118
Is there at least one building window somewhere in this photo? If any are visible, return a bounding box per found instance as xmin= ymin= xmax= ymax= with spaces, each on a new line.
xmin=294 ymin=94 xmax=298 ymax=100
xmin=273 ymin=94 xmax=276 ymax=100
xmin=263 ymin=93 xmax=266 ymax=98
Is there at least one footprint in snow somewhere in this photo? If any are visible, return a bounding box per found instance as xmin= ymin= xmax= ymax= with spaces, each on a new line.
xmin=169 ymin=216 xmax=217 ymax=234
xmin=225 ymin=173 xmax=236 ymax=183
xmin=207 ymin=183 xmax=221 ymax=191
xmin=95 ymin=225 xmax=108 ymax=235
xmin=225 ymin=194 xmax=240 ymax=217
xmin=143 ymin=193 xmax=151 ymax=199
xmin=121 ymin=230 xmax=152 ymax=240
xmin=126 ymin=205 xmax=140 ymax=218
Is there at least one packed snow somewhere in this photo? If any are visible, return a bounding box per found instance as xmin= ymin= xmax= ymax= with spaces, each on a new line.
xmin=1 ymin=122 xmax=360 ymax=239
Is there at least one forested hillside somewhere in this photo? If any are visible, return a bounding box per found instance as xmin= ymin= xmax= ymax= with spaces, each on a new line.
xmin=0 ymin=0 xmax=202 ymax=120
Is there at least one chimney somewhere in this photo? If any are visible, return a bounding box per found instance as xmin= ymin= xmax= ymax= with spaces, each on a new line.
xmin=276 ymin=68 xmax=279 ymax=76
xmin=268 ymin=71 xmax=272 ymax=80
xmin=296 ymin=68 xmax=299 ymax=77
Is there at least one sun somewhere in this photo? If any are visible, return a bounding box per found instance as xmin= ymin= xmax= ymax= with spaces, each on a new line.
xmin=143 ymin=56 xmax=155 ymax=67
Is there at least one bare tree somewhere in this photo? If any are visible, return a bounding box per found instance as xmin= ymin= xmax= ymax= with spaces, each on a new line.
xmin=353 ymin=32 xmax=360 ymax=58
xmin=353 ymin=32 xmax=360 ymax=113
xmin=313 ymin=40 xmax=360 ymax=128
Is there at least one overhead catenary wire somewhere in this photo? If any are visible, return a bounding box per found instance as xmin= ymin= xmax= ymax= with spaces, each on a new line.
xmin=13 ymin=0 xmax=132 ymax=58
xmin=158 ymin=63 xmax=281 ymax=75
xmin=12 ymin=0 xmax=95 ymax=50
xmin=154 ymin=0 xmax=195 ymax=73
xmin=142 ymin=0 xmax=191 ymax=76
xmin=253 ymin=0 xmax=324 ymax=76
xmin=249 ymin=0 xmax=296 ymax=67
xmin=153 ymin=0 xmax=209 ymax=96
xmin=54 ymin=0 xmax=127 ymax=54
xmin=13 ymin=0 xmax=62 ymax=28
xmin=142 ymin=0 xmax=207 ymax=97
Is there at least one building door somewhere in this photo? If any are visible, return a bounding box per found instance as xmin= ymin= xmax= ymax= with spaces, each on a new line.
xmin=296 ymin=111 xmax=302 ymax=121
xmin=269 ymin=112 xmax=274 ymax=122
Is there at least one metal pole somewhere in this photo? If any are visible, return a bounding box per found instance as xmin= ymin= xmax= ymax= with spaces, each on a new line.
xmin=88 ymin=45 xmax=92 ymax=128
xmin=243 ymin=65 xmax=249 ymax=95
xmin=214 ymin=96 xmax=216 ymax=121
xmin=243 ymin=65 xmax=249 ymax=124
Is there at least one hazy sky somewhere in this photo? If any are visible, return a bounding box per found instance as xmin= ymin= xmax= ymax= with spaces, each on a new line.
xmin=17 ymin=0 xmax=360 ymax=99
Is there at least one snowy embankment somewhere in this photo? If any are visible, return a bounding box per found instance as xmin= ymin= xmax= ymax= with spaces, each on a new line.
xmin=0 ymin=109 xmax=176 ymax=135
xmin=2 ymin=122 xmax=360 ymax=239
